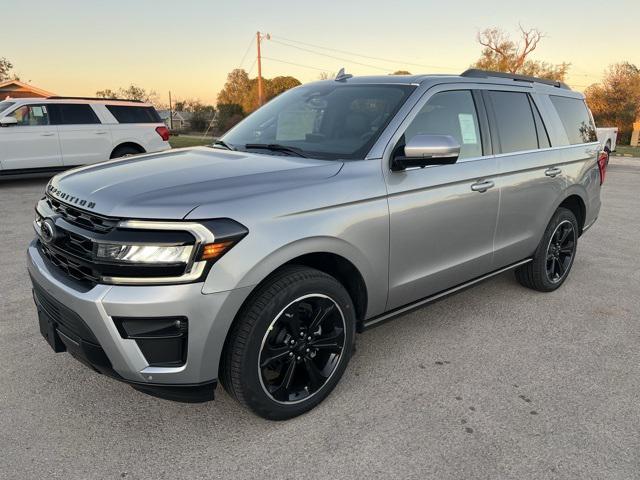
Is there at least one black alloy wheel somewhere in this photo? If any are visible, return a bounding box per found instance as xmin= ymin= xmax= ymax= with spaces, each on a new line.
xmin=545 ymin=220 xmax=576 ymax=284
xmin=259 ymin=294 xmax=346 ymax=404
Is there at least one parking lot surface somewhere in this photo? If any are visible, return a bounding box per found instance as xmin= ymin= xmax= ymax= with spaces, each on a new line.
xmin=1 ymin=158 xmax=639 ymax=480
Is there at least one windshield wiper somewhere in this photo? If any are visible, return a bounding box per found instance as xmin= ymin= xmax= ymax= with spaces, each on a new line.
xmin=244 ymin=143 xmax=308 ymax=158
xmin=212 ymin=139 xmax=235 ymax=150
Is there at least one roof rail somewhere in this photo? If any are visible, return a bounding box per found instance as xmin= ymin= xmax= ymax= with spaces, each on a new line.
xmin=460 ymin=69 xmax=570 ymax=90
xmin=46 ymin=96 xmax=144 ymax=103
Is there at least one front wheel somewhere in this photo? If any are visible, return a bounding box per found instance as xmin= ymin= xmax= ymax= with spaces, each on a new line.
xmin=515 ymin=207 xmax=579 ymax=292
xmin=220 ymin=266 xmax=356 ymax=420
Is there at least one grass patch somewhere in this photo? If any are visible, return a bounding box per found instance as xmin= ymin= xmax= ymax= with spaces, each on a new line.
xmin=169 ymin=135 xmax=213 ymax=149
xmin=613 ymin=145 xmax=640 ymax=157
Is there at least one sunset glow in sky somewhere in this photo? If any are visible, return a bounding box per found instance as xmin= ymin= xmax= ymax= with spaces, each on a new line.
xmin=3 ymin=0 xmax=637 ymax=105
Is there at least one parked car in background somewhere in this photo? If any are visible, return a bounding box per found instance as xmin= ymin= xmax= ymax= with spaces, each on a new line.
xmin=0 ymin=97 xmax=170 ymax=177
xmin=27 ymin=69 xmax=607 ymax=420
xmin=596 ymin=127 xmax=618 ymax=155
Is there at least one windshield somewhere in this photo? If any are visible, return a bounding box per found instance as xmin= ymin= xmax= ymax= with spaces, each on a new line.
xmin=221 ymin=83 xmax=415 ymax=160
xmin=0 ymin=101 xmax=15 ymax=114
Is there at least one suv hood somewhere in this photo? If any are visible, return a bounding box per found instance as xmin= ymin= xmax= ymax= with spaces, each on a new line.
xmin=48 ymin=147 xmax=343 ymax=219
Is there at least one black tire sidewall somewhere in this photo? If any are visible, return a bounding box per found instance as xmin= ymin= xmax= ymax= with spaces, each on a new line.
xmin=236 ymin=271 xmax=355 ymax=420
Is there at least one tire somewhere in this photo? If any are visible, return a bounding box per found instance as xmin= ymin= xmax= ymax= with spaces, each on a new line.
xmin=515 ymin=207 xmax=579 ymax=292
xmin=220 ymin=266 xmax=356 ymax=420
xmin=110 ymin=145 xmax=141 ymax=159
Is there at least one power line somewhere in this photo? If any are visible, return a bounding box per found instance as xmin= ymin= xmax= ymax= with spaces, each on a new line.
xmin=269 ymin=38 xmax=393 ymax=72
xmin=261 ymin=56 xmax=332 ymax=72
xmin=271 ymin=35 xmax=463 ymax=72
xmin=238 ymin=35 xmax=255 ymax=69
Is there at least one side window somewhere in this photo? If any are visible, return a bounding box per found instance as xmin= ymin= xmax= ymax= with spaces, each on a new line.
xmin=11 ymin=105 xmax=49 ymax=126
xmin=403 ymin=90 xmax=483 ymax=159
xmin=106 ymin=105 xmax=161 ymax=123
xmin=529 ymin=97 xmax=551 ymax=148
xmin=549 ymin=96 xmax=597 ymax=145
xmin=487 ymin=91 xmax=538 ymax=154
xmin=50 ymin=104 xmax=100 ymax=125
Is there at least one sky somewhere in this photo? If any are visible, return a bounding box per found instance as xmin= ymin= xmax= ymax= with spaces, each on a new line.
xmin=2 ymin=0 xmax=637 ymax=105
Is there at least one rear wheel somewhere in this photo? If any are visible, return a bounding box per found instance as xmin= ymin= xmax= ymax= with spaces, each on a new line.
xmin=515 ymin=207 xmax=578 ymax=292
xmin=220 ymin=266 xmax=355 ymax=420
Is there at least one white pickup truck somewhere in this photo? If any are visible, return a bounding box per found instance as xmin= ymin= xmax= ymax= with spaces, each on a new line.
xmin=596 ymin=127 xmax=618 ymax=154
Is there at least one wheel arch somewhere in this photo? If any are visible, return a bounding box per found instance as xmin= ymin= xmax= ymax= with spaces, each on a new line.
xmin=110 ymin=142 xmax=146 ymax=158
xmin=558 ymin=193 xmax=586 ymax=235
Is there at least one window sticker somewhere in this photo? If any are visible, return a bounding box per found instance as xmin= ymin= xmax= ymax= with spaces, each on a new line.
xmin=31 ymin=106 xmax=45 ymax=117
xmin=458 ymin=113 xmax=477 ymax=144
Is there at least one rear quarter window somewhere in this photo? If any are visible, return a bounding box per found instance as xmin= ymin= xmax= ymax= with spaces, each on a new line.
xmin=549 ymin=96 xmax=597 ymax=145
xmin=106 ymin=105 xmax=161 ymax=124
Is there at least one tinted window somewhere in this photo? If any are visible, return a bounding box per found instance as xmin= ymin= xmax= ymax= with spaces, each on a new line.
xmin=530 ymin=97 xmax=550 ymax=148
xmin=550 ymin=96 xmax=597 ymax=144
xmin=488 ymin=91 xmax=538 ymax=153
xmin=50 ymin=103 xmax=100 ymax=125
xmin=222 ymin=84 xmax=414 ymax=160
xmin=106 ymin=105 xmax=161 ymax=123
xmin=11 ymin=104 xmax=49 ymax=126
xmin=403 ymin=90 xmax=483 ymax=159
xmin=0 ymin=101 xmax=15 ymax=113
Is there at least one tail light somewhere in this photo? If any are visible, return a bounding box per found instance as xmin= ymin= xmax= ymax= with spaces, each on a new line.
xmin=597 ymin=151 xmax=608 ymax=185
xmin=155 ymin=126 xmax=170 ymax=142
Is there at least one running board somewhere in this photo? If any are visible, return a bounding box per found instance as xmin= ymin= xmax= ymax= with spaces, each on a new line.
xmin=362 ymin=258 xmax=532 ymax=330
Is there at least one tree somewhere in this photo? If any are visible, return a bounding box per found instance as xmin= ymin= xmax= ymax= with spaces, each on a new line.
xmin=217 ymin=69 xmax=301 ymax=115
xmin=391 ymin=70 xmax=412 ymax=75
xmin=214 ymin=103 xmax=244 ymax=134
xmin=96 ymin=84 xmax=158 ymax=104
xmin=189 ymin=102 xmax=216 ymax=132
xmin=472 ymin=25 xmax=570 ymax=81
xmin=217 ymin=69 xmax=251 ymax=109
xmin=585 ymin=62 xmax=640 ymax=144
xmin=0 ymin=57 xmax=17 ymax=82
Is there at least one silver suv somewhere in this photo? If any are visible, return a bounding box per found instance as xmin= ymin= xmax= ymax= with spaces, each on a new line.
xmin=27 ymin=70 xmax=607 ymax=419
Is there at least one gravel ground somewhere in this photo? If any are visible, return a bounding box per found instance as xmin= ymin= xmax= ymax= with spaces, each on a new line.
xmin=1 ymin=158 xmax=639 ymax=480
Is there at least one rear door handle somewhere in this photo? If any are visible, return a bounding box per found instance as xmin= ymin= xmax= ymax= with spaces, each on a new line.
xmin=95 ymin=131 xmax=108 ymax=135
xmin=470 ymin=180 xmax=495 ymax=192
xmin=545 ymin=167 xmax=562 ymax=177
xmin=40 ymin=132 xmax=55 ymax=137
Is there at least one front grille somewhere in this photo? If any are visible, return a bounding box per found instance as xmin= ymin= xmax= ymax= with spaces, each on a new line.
xmin=38 ymin=241 xmax=100 ymax=285
xmin=32 ymin=283 xmax=99 ymax=344
xmin=45 ymin=194 xmax=119 ymax=233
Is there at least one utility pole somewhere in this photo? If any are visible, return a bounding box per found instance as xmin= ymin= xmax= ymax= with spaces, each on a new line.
xmin=168 ymin=90 xmax=173 ymax=130
xmin=256 ymin=31 xmax=270 ymax=107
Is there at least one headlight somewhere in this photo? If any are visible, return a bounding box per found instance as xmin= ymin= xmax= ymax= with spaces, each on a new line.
xmin=95 ymin=243 xmax=194 ymax=264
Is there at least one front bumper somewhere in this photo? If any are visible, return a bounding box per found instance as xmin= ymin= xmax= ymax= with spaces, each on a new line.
xmin=27 ymin=240 xmax=253 ymax=401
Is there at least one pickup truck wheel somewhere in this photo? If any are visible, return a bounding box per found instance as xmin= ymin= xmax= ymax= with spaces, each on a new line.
xmin=515 ymin=207 xmax=578 ymax=292
xmin=220 ymin=266 xmax=355 ymax=420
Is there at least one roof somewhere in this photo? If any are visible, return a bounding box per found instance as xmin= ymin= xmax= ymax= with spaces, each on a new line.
xmin=308 ymin=70 xmax=578 ymax=96
xmin=0 ymin=80 xmax=55 ymax=97
xmin=2 ymin=97 xmax=153 ymax=107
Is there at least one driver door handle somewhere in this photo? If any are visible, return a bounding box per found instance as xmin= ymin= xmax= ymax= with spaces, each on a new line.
xmin=470 ymin=180 xmax=495 ymax=192
xmin=545 ymin=167 xmax=562 ymax=177
xmin=40 ymin=132 xmax=55 ymax=137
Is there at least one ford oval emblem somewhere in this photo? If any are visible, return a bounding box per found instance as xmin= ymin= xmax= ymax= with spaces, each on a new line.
xmin=40 ymin=218 xmax=57 ymax=244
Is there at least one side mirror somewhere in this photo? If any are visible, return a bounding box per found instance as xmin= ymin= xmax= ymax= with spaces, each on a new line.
xmin=0 ymin=116 xmax=18 ymax=127
xmin=392 ymin=134 xmax=460 ymax=171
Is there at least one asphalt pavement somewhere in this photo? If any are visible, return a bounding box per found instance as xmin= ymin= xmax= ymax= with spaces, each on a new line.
xmin=1 ymin=158 xmax=639 ymax=480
